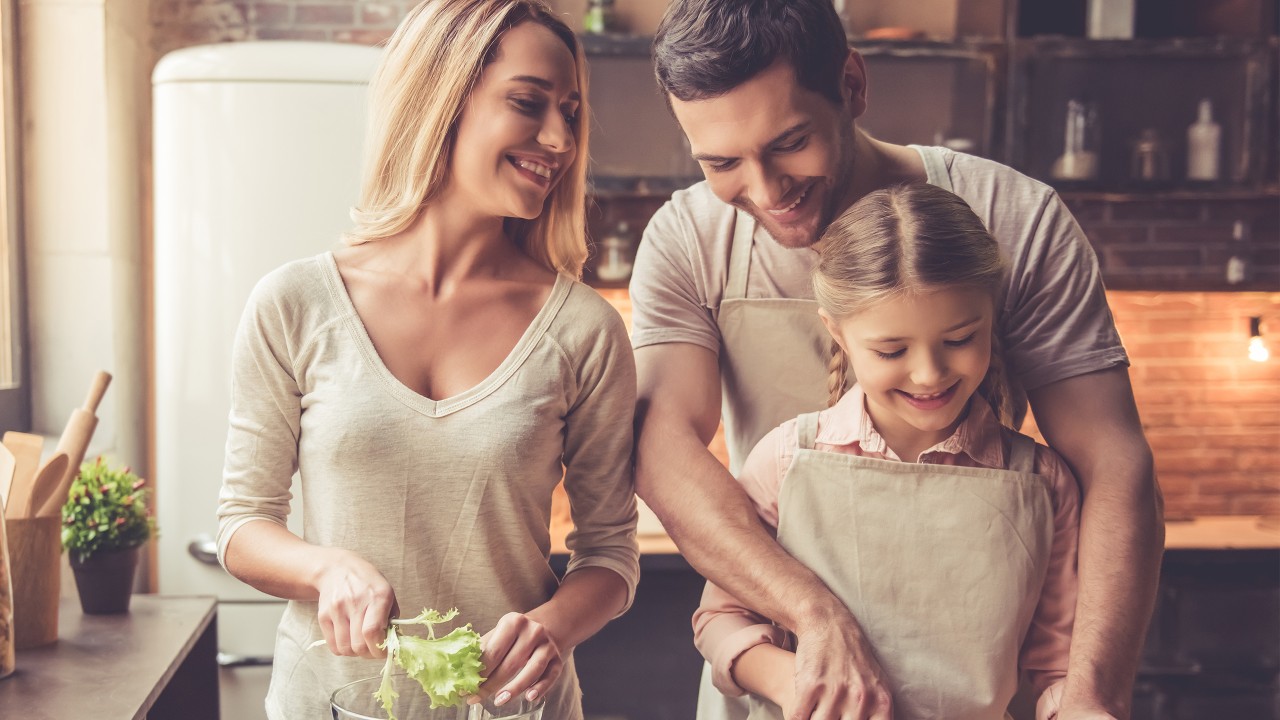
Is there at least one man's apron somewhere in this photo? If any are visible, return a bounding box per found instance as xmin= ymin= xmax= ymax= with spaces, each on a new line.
xmin=698 ymin=412 xmax=1054 ymax=720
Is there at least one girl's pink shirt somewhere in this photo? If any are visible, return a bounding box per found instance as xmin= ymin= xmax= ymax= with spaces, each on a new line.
xmin=693 ymin=386 xmax=1080 ymax=719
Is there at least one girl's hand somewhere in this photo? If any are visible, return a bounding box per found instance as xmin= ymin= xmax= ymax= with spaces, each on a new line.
xmin=470 ymin=612 xmax=564 ymax=707
xmin=314 ymin=548 xmax=398 ymax=659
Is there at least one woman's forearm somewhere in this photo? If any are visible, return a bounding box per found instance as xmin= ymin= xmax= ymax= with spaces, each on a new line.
xmin=222 ymin=519 xmax=339 ymax=601
xmin=527 ymin=566 xmax=628 ymax=651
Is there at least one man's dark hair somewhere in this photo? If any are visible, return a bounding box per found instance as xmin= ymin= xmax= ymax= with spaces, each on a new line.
xmin=653 ymin=0 xmax=849 ymax=104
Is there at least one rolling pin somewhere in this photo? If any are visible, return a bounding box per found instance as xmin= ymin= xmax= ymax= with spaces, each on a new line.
xmin=36 ymin=370 xmax=111 ymax=517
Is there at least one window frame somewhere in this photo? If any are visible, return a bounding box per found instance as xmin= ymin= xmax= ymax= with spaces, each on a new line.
xmin=0 ymin=0 xmax=28 ymax=434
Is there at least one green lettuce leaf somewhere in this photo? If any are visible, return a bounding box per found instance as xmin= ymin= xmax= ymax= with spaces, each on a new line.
xmin=373 ymin=607 xmax=485 ymax=717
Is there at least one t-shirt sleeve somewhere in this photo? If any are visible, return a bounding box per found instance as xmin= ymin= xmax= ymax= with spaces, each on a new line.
xmin=216 ymin=272 xmax=304 ymax=566
xmin=1002 ymin=192 xmax=1129 ymax=391
xmin=628 ymin=197 xmax=721 ymax=354
xmin=560 ymin=294 xmax=642 ymax=614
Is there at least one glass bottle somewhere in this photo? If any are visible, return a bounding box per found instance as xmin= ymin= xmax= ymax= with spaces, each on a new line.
xmin=595 ymin=221 xmax=635 ymax=283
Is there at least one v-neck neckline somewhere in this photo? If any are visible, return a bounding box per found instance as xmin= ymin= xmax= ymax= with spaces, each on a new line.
xmin=319 ymin=251 xmax=572 ymax=417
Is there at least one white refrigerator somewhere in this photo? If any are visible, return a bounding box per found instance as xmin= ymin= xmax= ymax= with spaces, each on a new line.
xmin=152 ymin=41 xmax=380 ymax=720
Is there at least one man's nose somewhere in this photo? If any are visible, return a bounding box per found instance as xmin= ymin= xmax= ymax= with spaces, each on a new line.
xmin=744 ymin=161 xmax=791 ymax=211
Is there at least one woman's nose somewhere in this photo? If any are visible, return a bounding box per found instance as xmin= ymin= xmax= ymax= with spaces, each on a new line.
xmin=538 ymin=111 xmax=574 ymax=155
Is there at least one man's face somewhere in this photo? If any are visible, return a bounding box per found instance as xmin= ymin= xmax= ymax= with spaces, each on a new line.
xmin=670 ymin=59 xmax=859 ymax=250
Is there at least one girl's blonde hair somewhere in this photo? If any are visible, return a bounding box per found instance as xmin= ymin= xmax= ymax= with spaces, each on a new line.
xmin=345 ymin=0 xmax=590 ymax=278
xmin=813 ymin=182 xmax=1012 ymax=423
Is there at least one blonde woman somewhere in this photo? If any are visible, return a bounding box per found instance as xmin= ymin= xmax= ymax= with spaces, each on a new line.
xmin=694 ymin=184 xmax=1080 ymax=720
xmin=216 ymin=2 xmax=639 ymax=718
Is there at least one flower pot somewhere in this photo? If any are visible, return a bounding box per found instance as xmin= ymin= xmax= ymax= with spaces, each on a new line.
xmin=69 ymin=545 xmax=140 ymax=615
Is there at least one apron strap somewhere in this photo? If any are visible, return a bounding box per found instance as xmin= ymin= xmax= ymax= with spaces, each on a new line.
xmin=796 ymin=411 xmax=820 ymax=451
xmin=724 ymin=210 xmax=756 ymax=301
xmin=915 ymin=145 xmax=954 ymax=193
xmin=1008 ymin=433 xmax=1037 ymax=474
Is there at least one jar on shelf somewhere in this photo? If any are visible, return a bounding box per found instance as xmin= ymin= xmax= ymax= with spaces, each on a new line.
xmin=595 ymin=221 xmax=635 ymax=283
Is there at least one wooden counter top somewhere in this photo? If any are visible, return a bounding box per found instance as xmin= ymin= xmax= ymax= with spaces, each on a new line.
xmin=0 ymin=595 xmax=218 ymax=720
xmin=552 ymin=510 xmax=1280 ymax=555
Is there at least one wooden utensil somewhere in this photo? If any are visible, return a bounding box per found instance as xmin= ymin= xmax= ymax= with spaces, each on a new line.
xmin=36 ymin=370 xmax=111 ymax=517
xmin=0 ymin=443 xmax=13 ymax=515
xmin=3 ymin=432 xmax=44 ymax=520
xmin=26 ymin=453 xmax=68 ymax=519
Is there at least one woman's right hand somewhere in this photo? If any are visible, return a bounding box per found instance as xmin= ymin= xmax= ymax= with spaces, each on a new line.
xmin=314 ymin=548 xmax=398 ymax=659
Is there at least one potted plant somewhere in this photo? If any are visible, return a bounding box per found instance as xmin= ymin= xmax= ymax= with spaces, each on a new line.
xmin=60 ymin=458 xmax=157 ymax=614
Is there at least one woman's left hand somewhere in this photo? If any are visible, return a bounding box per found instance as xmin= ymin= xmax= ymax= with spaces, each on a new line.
xmin=471 ymin=612 xmax=565 ymax=707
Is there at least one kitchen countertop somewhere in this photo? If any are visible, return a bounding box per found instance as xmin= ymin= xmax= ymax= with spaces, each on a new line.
xmin=552 ymin=512 xmax=1280 ymax=555
xmin=0 ymin=594 xmax=218 ymax=720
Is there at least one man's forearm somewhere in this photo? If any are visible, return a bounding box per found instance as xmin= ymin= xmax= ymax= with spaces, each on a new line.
xmin=1065 ymin=456 xmax=1164 ymax=718
xmin=635 ymin=421 xmax=849 ymax=633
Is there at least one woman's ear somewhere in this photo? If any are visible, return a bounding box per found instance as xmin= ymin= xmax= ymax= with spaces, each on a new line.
xmin=818 ymin=309 xmax=850 ymax=353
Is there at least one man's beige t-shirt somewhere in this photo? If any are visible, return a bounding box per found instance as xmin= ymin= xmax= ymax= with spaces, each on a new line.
xmin=217 ymin=253 xmax=640 ymax=720
xmin=629 ymin=146 xmax=1129 ymax=407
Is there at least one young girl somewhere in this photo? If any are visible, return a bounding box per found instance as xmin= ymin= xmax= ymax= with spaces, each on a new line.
xmin=217 ymin=2 xmax=639 ymax=718
xmin=694 ymin=183 xmax=1079 ymax=720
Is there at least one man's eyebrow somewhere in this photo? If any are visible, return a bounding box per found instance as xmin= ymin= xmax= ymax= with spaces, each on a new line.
xmin=509 ymin=75 xmax=580 ymax=103
xmin=690 ymin=121 xmax=811 ymax=163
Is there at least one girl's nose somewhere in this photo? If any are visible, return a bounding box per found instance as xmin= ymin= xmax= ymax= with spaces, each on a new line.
xmin=911 ymin=350 xmax=947 ymax=388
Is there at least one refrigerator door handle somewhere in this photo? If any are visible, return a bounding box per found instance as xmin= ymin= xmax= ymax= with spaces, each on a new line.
xmin=188 ymin=535 xmax=220 ymax=566
xmin=217 ymin=651 xmax=274 ymax=668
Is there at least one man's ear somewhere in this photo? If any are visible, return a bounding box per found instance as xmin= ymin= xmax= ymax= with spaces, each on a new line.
xmin=818 ymin=309 xmax=850 ymax=353
xmin=840 ymin=49 xmax=869 ymax=120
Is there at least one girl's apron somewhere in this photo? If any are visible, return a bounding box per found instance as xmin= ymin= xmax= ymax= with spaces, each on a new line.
xmin=696 ymin=411 xmax=1055 ymax=720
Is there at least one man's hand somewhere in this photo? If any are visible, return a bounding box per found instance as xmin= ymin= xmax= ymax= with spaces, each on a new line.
xmin=789 ymin=617 xmax=893 ymax=720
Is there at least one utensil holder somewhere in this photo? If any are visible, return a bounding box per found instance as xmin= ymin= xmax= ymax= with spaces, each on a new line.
xmin=6 ymin=516 xmax=61 ymax=649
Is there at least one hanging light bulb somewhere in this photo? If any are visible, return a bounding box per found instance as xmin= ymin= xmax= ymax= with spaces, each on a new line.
xmin=1249 ymin=316 xmax=1269 ymax=363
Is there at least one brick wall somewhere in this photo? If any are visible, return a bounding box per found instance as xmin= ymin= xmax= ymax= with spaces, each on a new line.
xmin=1104 ymin=291 xmax=1280 ymax=518
xmin=151 ymin=0 xmax=405 ymax=54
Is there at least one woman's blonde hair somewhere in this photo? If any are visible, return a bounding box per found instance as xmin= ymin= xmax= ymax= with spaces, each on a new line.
xmin=345 ymin=0 xmax=590 ymax=278
xmin=813 ymin=183 xmax=1012 ymax=423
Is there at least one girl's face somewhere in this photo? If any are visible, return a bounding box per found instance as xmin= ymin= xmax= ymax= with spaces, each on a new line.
xmin=823 ymin=286 xmax=995 ymax=456
xmin=447 ymin=21 xmax=580 ymax=220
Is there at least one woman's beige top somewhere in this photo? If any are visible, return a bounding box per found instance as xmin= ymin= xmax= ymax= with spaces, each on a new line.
xmin=217 ymin=252 xmax=640 ymax=720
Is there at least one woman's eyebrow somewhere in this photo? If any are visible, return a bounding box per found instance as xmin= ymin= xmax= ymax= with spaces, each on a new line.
xmin=509 ymin=75 xmax=580 ymax=102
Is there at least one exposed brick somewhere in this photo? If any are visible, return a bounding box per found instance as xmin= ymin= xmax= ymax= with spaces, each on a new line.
xmin=360 ymin=3 xmax=400 ymax=26
xmin=1108 ymin=247 xmax=1204 ymax=270
xmin=1108 ymin=198 xmax=1207 ymax=223
xmin=1204 ymin=198 xmax=1280 ymax=232
xmin=1151 ymin=223 xmax=1237 ymax=245
xmin=295 ymin=3 xmax=356 ymax=26
xmin=332 ymin=28 xmax=394 ymax=45
xmin=1062 ymin=197 xmax=1109 ymax=223
xmin=1228 ymin=493 xmax=1280 ymax=515
xmin=255 ymin=27 xmax=329 ymax=41
xmin=251 ymin=3 xmax=292 ymax=25
xmin=1081 ymin=224 xmax=1152 ymax=247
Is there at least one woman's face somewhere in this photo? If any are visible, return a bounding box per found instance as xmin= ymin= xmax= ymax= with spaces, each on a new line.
xmin=448 ymin=21 xmax=580 ymax=221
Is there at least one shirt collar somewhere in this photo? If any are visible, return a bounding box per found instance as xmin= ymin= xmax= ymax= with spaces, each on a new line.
xmin=815 ymin=384 xmax=1006 ymax=467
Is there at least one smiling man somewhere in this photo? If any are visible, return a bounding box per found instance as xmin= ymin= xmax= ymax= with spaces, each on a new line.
xmin=628 ymin=2 xmax=1164 ymax=720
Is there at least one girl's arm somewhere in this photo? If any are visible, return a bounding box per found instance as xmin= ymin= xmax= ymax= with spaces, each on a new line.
xmin=1021 ymin=443 xmax=1084 ymax=720
xmin=734 ymin=644 xmax=800 ymax=713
